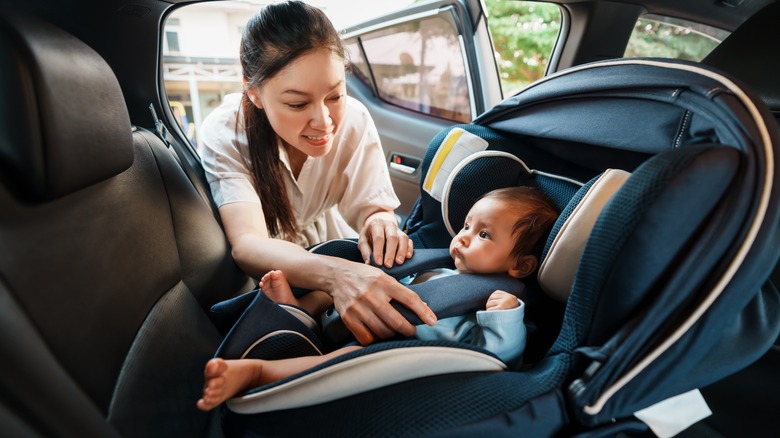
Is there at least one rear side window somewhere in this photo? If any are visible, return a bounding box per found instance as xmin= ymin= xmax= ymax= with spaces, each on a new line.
xmin=162 ymin=3 xmax=253 ymax=151
xmin=345 ymin=8 xmax=473 ymax=123
xmin=484 ymin=0 xmax=562 ymax=97
xmin=625 ymin=14 xmax=729 ymax=61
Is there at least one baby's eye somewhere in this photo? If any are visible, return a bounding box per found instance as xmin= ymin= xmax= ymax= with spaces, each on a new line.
xmin=463 ymin=223 xmax=470 ymax=230
xmin=479 ymin=231 xmax=490 ymax=239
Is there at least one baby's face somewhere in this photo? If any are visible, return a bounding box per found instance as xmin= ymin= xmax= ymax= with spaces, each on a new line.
xmin=449 ymin=196 xmax=518 ymax=275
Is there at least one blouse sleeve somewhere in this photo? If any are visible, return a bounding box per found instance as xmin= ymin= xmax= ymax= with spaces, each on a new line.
xmin=337 ymin=98 xmax=401 ymax=230
xmin=198 ymin=94 xmax=261 ymax=207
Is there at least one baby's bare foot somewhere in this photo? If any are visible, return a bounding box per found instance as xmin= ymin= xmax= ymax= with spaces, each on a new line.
xmin=260 ymin=270 xmax=298 ymax=306
xmin=196 ymin=358 xmax=263 ymax=411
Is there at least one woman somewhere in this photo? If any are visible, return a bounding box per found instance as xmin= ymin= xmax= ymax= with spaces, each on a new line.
xmin=199 ymin=1 xmax=436 ymax=345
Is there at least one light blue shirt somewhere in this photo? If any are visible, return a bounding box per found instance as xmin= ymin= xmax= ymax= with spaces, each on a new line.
xmin=410 ymin=269 xmax=527 ymax=368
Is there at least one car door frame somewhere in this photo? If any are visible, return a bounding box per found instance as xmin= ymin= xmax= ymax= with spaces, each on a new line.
xmin=340 ymin=0 xmax=502 ymax=219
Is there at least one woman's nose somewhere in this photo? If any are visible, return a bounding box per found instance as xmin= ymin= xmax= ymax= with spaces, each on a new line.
xmin=309 ymin=102 xmax=331 ymax=130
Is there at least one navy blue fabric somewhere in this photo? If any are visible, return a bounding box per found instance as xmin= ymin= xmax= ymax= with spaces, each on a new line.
xmin=219 ymin=59 xmax=780 ymax=436
xmin=319 ymin=247 xmax=525 ymax=347
xmin=541 ymin=175 xmax=599 ymax=263
xmin=405 ymin=123 xmax=584 ymax=250
xmin=476 ymin=59 xmax=745 ymax=155
xmin=214 ymin=291 xmax=324 ymax=360
xmin=443 ymin=155 xmax=534 ymax=236
xmin=535 ymin=173 xmax=583 ymax=212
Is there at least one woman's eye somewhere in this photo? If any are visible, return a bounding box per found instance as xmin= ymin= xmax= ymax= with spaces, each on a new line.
xmin=329 ymin=95 xmax=343 ymax=102
xmin=479 ymin=231 xmax=490 ymax=239
xmin=286 ymin=103 xmax=306 ymax=109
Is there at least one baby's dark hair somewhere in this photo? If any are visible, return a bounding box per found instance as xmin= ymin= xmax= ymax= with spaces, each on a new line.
xmin=480 ymin=186 xmax=559 ymax=268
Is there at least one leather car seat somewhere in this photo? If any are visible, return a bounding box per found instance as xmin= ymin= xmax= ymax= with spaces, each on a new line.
xmin=0 ymin=8 xmax=252 ymax=437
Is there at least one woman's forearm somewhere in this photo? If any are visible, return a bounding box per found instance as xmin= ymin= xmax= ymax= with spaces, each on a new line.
xmin=230 ymin=233 xmax=345 ymax=291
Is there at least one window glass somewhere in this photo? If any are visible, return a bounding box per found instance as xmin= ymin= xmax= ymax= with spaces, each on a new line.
xmin=345 ymin=40 xmax=372 ymax=86
xmin=163 ymin=1 xmax=418 ymax=150
xmin=625 ymin=14 xmax=729 ymax=61
xmin=162 ymin=3 xmax=254 ymax=149
xmin=484 ymin=0 xmax=561 ymax=97
xmin=347 ymin=10 xmax=472 ymax=123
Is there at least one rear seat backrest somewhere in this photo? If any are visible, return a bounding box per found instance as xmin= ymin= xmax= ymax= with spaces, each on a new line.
xmin=702 ymin=1 xmax=780 ymax=117
xmin=0 ymin=9 xmax=251 ymax=437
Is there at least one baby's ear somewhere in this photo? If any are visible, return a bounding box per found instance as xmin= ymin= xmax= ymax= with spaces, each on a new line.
xmin=509 ymin=255 xmax=538 ymax=279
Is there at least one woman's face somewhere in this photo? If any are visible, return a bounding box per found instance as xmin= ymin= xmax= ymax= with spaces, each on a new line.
xmin=247 ymin=48 xmax=346 ymax=159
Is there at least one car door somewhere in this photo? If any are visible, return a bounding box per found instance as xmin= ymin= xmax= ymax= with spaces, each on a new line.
xmin=340 ymin=0 xmax=502 ymax=220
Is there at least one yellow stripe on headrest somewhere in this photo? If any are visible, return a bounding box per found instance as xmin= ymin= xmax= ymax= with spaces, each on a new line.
xmin=424 ymin=128 xmax=463 ymax=192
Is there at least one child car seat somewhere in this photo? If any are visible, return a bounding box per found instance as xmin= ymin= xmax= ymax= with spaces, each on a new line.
xmin=215 ymin=59 xmax=780 ymax=437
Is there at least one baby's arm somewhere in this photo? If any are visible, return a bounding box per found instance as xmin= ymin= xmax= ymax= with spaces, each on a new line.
xmin=485 ymin=290 xmax=520 ymax=311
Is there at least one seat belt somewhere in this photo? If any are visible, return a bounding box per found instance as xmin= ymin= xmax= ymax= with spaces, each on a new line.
xmin=148 ymin=103 xmax=218 ymax=217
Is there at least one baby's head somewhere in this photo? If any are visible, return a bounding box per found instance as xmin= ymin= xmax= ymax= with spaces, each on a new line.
xmin=449 ymin=186 xmax=558 ymax=278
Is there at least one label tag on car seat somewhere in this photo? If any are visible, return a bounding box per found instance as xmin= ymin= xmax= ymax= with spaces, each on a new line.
xmin=423 ymin=128 xmax=488 ymax=202
xmin=633 ymin=389 xmax=712 ymax=438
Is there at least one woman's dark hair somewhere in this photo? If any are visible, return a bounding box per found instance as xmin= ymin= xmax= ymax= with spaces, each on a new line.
xmin=239 ymin=1 xmax=346 ymax=238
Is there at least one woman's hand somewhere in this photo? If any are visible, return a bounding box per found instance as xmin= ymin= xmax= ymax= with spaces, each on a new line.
xmin=485 ymin=290 xmax=520 ymax=311
xmin=358 ymin=211 xmax=414 ymax=268
xmin=330 ymin=261 xmax=436 ymax=345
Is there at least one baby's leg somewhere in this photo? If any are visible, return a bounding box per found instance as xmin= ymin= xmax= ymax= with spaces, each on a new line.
xmin=260 ymin=270 xmax=298 ymax=306
xmin=196 ymin=345 xmax=363 ymax=411
xmin=260 ymin=269 xmax=333 ymax=318
xmin=196 ymin=357 xmax=265 ymax=412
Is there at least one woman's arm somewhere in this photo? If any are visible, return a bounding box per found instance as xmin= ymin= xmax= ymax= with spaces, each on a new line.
xmin=219 ymin=202 xmax=437 ymax=345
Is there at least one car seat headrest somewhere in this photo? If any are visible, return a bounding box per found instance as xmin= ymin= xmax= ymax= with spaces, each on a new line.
xmin=702 ymin=1 xmax=780 ymax=113
xmin=431 ymin=131 xmax=578 ymax=236
xmin=0 ymin=10 xmax=133 ymax=202
xmin=440 ymin=150 xmax=535 ymax=236
xmin=538 ymin=169 xmax=631 ymax=302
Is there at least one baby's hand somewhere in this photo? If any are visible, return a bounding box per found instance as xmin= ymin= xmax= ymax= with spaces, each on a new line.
xmin=485 ymin=290 xmax=519 ymax=311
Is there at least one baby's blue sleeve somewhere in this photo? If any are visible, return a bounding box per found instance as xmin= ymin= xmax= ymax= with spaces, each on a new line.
xmin=474 ymin=300 xmax=526 ymax=367
xmin=414 ymin=299 xmax=526 ymax=367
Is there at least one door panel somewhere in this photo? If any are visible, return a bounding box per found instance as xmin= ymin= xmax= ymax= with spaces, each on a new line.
xmin=342 ymin=0 xmax=499 ymax=219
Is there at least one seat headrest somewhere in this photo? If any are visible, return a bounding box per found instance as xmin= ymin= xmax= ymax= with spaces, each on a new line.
xmin=702 ymin=2 xmax=780 ymax=113
xmin=0 ymin=10 xmax=133 ymax=202
xmin=538 ymin=169 xmax=631 ymax=302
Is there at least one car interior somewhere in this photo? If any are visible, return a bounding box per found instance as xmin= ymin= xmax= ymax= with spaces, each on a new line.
xmin=0 ymin=0 xmax=778 ymax=437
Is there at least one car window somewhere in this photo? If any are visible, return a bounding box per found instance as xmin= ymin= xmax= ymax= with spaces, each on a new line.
xmin=625 ymin=14 xmax=730 ymax=61
xmin=344 ymin=8 xmax=473 ymax=123
xmin=484 ymin=0 xmax=561 ymax=97
xmin=162 ymin=2 xmax=255 ymax=151
xmin=161 ymin=0 xmax=414 ymax=151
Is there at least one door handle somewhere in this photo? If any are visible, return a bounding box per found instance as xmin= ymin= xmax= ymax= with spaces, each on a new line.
xmin=389 ymin=154 xmax=420 ymax=175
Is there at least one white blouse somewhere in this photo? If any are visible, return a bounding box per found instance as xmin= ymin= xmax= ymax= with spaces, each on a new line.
xmin=199 ymin=93 xmax=400 ymax=247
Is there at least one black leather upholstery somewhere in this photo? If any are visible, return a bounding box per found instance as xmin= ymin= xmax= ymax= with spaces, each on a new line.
xmin=703 ymin=1 xmax=780 ymax=114
xmin=0 ymin=8 xmax=251 ymax=437
xmin=0 ymin=11 xmax=134 ymax=202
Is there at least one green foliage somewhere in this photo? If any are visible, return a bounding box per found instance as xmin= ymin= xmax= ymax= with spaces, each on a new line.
xmin=483 ymin=1 xmax=724 ymax=97
xmin=625 ymin=19 xmax=719 ymax=61
xmin=485 ymin=0 xmax=561 ymax=95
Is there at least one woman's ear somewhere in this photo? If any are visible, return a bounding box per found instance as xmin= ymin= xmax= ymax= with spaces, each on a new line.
xmin=243 ymin=77 xmax=263 ymax=109
xmin=509 ymin=255 xmax=538 ymax=279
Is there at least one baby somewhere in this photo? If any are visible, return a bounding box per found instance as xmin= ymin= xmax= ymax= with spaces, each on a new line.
xmin=197 ymin=186 xmax=558 ymax=411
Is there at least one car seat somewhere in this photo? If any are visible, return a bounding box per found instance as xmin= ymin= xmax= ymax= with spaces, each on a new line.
xmin=693 ymin=2 xmax=780 ymax=436
xmin=214 ymin=57 xmax=780 ymax=437
xmin=0 ymin=9 xmax=253 ymax=437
